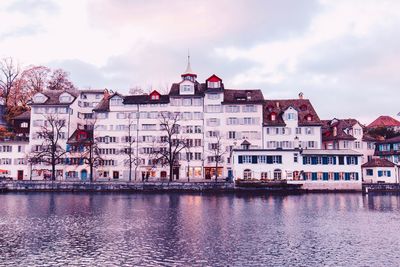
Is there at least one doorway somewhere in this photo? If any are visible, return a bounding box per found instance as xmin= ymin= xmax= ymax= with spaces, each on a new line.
xmin=17 ymin=170 xmax=23 ymax=180
xmin=81 ymin=169 xmax=87 ymax=181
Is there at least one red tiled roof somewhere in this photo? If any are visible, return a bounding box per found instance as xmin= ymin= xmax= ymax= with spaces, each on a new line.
xmin=362 ymin=158 xmax=396 ymax=168
xmin=322 ymin=118 xmax=360 ymax=141
xmin=367 ymin=116 xmax=400 ymax=128
xmin=263 ymin=99 xmax=322 ymax=126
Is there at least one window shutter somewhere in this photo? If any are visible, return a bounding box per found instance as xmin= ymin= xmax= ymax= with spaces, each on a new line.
xmin=322 ymin=157 xmax=328 ymax=165
xmin=388 ymin=171 xmax=391 ymax=177
xmin=303 ymin=156 xmax=307 ymax=165
xmin=252 ymin=156 xmax=257 ymax=164
xmin=354 ymin=157 xmax=358 ymax=165
xmin=238 ymin=156 xmax=243 ymax=164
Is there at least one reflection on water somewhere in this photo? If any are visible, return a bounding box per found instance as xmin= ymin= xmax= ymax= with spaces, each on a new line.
xmin=1 ymin=193 xmax=400 ymax=266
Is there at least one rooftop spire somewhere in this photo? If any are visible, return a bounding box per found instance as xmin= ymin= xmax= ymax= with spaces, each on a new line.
xmin=181 ymin=50 xmax=197 ymax=80
xmin=184 ymin=49 xmax=193 ymax=74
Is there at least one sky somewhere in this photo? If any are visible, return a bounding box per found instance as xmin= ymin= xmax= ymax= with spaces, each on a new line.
xmin=1 ymin=0 xmax=400 ymax=124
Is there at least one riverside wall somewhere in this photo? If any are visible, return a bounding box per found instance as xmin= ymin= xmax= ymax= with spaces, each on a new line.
xmin=0 ymin=180 xmax=236 ymax=192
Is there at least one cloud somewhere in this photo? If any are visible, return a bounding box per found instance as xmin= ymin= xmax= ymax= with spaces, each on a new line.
xmin=1 ymin=0 xmax=400 ymax=123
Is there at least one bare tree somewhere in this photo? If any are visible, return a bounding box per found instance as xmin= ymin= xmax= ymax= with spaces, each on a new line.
xmin=208 ymin=135 xmax=226 ymax=181
xmin=47 ymin=69 xmax=76 ymax=91
xmin=29 ymin=114 xmax=68 ymax=181
xmin=153 ymin=112 xmax=187 ymax=181
xmin=0 ymin=57 xmax=20 ymax=108
xmin=122 ymin=115 xmax=141 ymax=181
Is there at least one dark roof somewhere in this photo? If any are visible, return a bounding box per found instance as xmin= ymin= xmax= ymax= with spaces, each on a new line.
xmin=367 ymin=116 xmax=400 ymax=128
xmin=362 ymin=134 xmax=380 ymax=142
xmin=30 ymin=89 xmax=78 ymax=106
xmin=362 ymin=158 xmax=396 ymax=168
xmin=124 ymin=94 xmax=169 ymax=104
xmin=169 ymin=82 xmax=205 ymax=97
xmin=378 ymin=135 xmax=400 ymax=144
xmin=12 ymin=110 xmax=30 ymax=120
xmin=67 ymin=129 xmax=94 ymax=144
xmin=263 ymin=99 xmax=322 ymax=126
xmin=222 ymin=89 xmax=264 ymax=104
xmin=79 ymin=89 xmax=105 ymax=94
xmin=322 ymin=118 xmax=360 ymax=142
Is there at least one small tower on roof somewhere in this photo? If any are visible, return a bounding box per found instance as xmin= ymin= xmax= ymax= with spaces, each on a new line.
xmin=181 ymin=53 xmax=197 ymax=82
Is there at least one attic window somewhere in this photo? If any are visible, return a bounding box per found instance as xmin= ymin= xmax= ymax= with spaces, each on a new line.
xmin=236 ymin=96 xmax=246 ymax=101
xmin=34 ymin=95 xmax=46 ymax=103
xmin=151 ymin=94 xmax=160 ymax=100
xmin=270 ymin=112 xmax=277 ymax=121
xmin=59 ymin=95 xmax=72 ymax=103
xmin=208 ymin=81 xmax=220 ymax=88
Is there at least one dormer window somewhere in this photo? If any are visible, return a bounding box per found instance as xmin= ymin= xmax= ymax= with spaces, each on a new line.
xmin=270 ymin=112 xmax=277 ymax=121
xmin=34 ymin=93 xmax=47 ymax=103
xmin=110 ymin=97 xmax=123 ymax=106
xmin=208 ymin=81 xmax=221 ymax=88
xmin=182 ymin=85 xmax=192 ymax=92
xmin=59 ymin=92 xmax=73 ymax=103
xmin=287 ymin=113 xmax=296 ymax=120
xmin=21 ymin=122 xmax=28 ymax=128
xmin=151 ymin=94 xmax=159 ymax=100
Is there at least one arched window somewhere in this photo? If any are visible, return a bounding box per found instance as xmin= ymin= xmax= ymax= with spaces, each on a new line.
xmin=273 ymin=169 xmax=282 ymax=180
xmin=243 ymin=169 xmax=252 ymax=179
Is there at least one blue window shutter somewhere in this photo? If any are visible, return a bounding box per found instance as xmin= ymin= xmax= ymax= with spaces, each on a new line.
xmin=238 ymin=156 xmax=243 ymax=164
xmin=252 ymin=156 xmax=257 ymax=164
xmin=354 ymin=157 xmax=358 ymax=165
xmin=378 ymin=170 xmax=383 ymax=177
xmin=333 ymin=157 xmax=337 ymax=165
xmin=322 ymin=157 xmax=328 ymax=165
xmin=346 ymin=157 xmax=350 ymax=165
xmin=267 ymin=156 xmax=273 ymax=164
xmin=388 ymin=171 xmax=391 ymax=177
xmin=303 ymin=157 xmax=307 ymax=165
xmin=334 ymin=173 xmax=339 ymax=180
xmin=355 ymin=173 xmax=359 ymax=180
xmin=323 ymin=172 xmax=328 ymax=180
xmin=66 ymin=144 xmax=70 ymax=152
xmin=312 ymin=173 xmax=317 ymax=180
xmin=311 ymin=157 xmax=317 ymax=165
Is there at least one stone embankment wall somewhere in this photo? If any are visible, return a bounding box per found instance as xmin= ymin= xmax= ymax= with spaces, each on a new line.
xmin=362 ymin=183 xmax=400 ymax=194
xmin=1 ymin=181 xmax=235 ymax=192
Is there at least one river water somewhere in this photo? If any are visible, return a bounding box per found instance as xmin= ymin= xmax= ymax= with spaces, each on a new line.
xmin=0 ymin=192 xmax=399 ymax=266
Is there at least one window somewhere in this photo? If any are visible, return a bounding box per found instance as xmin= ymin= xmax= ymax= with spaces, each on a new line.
xmin=242 ymin=156 xmax=252 ymax=163
xmin=207 ymin=93 xmax=220 ymax=100
xmin=96 ymin=113 xmax=108 ymax=119
xmin=296 ymin=128 xmax=302 ymax=134
xmin=274 ymin=169 xmax=282 ymax=180
xmin=207 ymin=131 xmax=219 ymax=137
xmin=287 ymin=113 xmax=296 ymax=120
xmin=227 ymin=118 xmax=239 ymax=125
xmin=243 ymin=105 xmax=256 ymax=112
xmin=294 ymin=153 xmax=298 ymax=163
xmin=20 ymin=122 xmax=28 ymax=128
xmin=208 ymin=81 xmax=220 ymax=88
xmin=226 ymin=105 xmax=240 ymax=113
xmin=193 ymin=112 xmax=202 ymax=120
xmin=117 ymin=113 xmax=126 ymax=119
xmin=305 ymin=128 xmax=313 ymax=135
xmin=194 ymin=126 xmax=202 ymax=133
xmin=193 ymin=98 xmax=202 ymax=106
xmin=207 ymin=118 xmax=220 ymax=127
xmin=366 ymin=169 xmax=373 ymax=176
xmin=228 ymin=131 xmax=236 ymax=139
xmin=182 ymin=98 xmax=192 ymax=106
xmin=142 ymin=124 xmax=156 ymax=131
xmin=243 ymin=169 xmax=252 ymax=179
xmin=110 ymin=97 xmax=123 ymax=106
xmin=206 ymin=105 xmax=222 ymax=113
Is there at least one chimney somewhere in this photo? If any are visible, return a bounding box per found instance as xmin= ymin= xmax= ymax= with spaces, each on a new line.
xmin=299 ymin=92 xmax=304 ymax=99
xmin=276 ymin=101 xmax=280 ymax=108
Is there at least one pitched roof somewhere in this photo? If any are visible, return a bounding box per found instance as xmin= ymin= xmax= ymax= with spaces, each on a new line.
xmin=123 ymin=94 xmax=170 ymax=104
xmin=367 ymin=116 xmax=400 ymax=128
xmin=362 ymin=158 xmax=396 ymax=168
xmin=30 ymin=89 xmax=78 ymax=106
xmin=222 ymin=89 xmax=264 ymax=104
xmin=263 ymin=99 xmax=321 ymax=126
xmin=378 ymin=135 xmax=400 ymax=144
xmin=169 ymin=82 xmax=205 ymax=97
xmin=322 ymin=118 xmax=360 ymax=141
xmin=93 ymin=95 xmax=110 ymax=112
xmin=12 ymin=110 xmax=30 ymax=120
xmin=67 ymin=129 xmax=94 ymax=144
